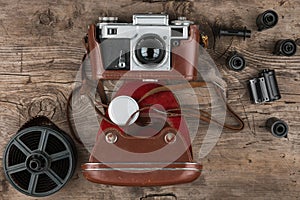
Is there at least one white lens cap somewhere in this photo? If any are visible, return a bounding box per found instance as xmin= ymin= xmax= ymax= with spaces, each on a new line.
xmin=108 ymin=96 xmax=140 ymax=126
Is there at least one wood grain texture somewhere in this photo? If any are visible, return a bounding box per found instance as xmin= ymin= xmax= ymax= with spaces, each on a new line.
xmin=0 ymin=0 xmax=299 ymax=199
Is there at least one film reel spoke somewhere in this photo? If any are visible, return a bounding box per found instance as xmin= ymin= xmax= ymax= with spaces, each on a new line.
xmin=28 ymin=173 xmax=39 ymax=195
xmin=13 ymin=138 xmax=32 ymax=156
xmin=7 ymin=162 xmax=27 ymax=174
xmin=50 ymin=150 xmax=71 ymax=162
xmin=45 ymin=169 xmax=64 ymax=186
xmin=38 ymin=129 xmax=49 ymax=152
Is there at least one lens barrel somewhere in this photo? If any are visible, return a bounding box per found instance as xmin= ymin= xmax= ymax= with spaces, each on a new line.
xmin=135 ymin=34 xmax=166 ymax=66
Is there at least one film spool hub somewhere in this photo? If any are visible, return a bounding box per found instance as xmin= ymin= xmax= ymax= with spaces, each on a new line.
xmin=226 ymin=52 xmax=246 ymax=71
xmin=256 ymin=10 xmax=278 ymax=31
xmin=266 ymin=117 xmax=289 ymax=138
xmin=274 ymin=39 xmax=297 ymax=56
xmin=3 ymin=117 xmax=77 ymax=197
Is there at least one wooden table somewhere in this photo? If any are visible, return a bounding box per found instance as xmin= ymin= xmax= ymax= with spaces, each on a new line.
xmin=0 ymin=0 xmax=299 ymax=199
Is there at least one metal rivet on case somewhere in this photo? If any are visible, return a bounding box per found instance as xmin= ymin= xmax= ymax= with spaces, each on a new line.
xmin=164 ymin=132 xmax=176 ymax=144
xmin=105 ymin=132 xmax=118 ymax=144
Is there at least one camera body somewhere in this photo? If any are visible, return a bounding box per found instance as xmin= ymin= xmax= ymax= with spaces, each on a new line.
xmin=80 ymin=14 xmax=245 ymax=188
xmin=87 ymin=14 xmax=201 ymax=80
xmin=98 ymin=14 xmax=190 ymax=71
xmin=82 ymin=14 xmax=204 ymax=186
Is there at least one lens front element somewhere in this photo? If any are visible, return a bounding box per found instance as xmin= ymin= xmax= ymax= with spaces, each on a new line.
xmin=135 ymin=34 xmax=166 ymax=67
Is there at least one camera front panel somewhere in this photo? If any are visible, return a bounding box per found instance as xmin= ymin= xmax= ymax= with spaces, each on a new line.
xmin=100 ymin=39 xmax=130 ymax=70
xmin=99 ymin=24 xmax=189 ymax=71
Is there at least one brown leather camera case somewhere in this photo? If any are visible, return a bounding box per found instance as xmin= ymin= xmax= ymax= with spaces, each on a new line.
xmin=82 ymin=81 xmax=202 ymax=186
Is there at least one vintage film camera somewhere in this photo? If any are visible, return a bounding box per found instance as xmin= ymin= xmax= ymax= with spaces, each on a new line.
xmin=86 ymin=14 xmax=207 ymax=80
xmin=81 ymin=14 xmax=208 ymax=186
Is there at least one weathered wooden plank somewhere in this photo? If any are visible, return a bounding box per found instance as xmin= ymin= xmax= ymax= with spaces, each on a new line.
xmin=0 ymin=0 xmax=299 ymax=199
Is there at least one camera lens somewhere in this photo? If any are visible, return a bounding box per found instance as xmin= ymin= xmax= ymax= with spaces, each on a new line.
xmin=135 ymin=34 xmax=166 ymax=66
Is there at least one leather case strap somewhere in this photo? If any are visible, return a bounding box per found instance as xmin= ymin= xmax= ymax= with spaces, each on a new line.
xmin=67 ymin=47 xmax=245 ymax=144
xmin=137 ymin=82 xmax=244 ymax=131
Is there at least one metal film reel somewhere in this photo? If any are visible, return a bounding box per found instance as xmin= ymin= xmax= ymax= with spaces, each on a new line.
xmin=3 ymin=117 xmax=77 ymax=197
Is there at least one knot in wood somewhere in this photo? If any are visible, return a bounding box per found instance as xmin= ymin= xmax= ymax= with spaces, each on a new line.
xmin=39 ymin=10 xmax=55 ymax=25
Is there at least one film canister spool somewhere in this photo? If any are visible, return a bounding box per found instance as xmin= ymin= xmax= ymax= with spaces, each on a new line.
xmin=226 ymin=52 xmax=246 ymax=71
xmin=266 ymin=117 xmax=289 ymax=138
xmin=274 ymin=39 xmax=297 ymax=56
xmin=3 ymin=116 xmax=77 ymax=197
xmin=256 ymin=10 xmax=278 ymax=31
